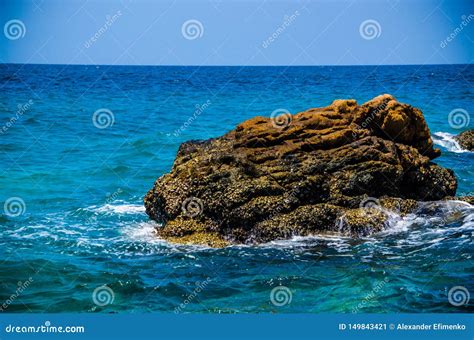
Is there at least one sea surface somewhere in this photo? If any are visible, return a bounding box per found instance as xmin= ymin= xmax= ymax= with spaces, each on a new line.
xmin=0 ymin=64 xmax=473 ymax=313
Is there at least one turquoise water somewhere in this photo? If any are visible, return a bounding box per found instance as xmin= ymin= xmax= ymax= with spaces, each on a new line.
xmin=0 ymin=64 xmax=473 ymax=313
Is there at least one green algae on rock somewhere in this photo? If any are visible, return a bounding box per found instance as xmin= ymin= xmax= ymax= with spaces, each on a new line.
xmin=144 ymin=94 xmax=458 ymax=247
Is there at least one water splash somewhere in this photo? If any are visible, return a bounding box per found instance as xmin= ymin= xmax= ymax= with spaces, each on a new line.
xmin=432 ymin=132 xmax=470 ymax=153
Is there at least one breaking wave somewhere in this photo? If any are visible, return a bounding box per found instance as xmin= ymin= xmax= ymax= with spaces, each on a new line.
xmin=432 ymin=132 xmax=469 ymax=153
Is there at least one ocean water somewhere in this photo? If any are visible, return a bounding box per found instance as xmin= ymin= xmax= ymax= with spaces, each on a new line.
xmin=0 ymin=64 xmax=473 ymax=313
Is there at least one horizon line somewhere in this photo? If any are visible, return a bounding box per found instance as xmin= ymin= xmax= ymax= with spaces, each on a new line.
xmin=1 ymin=62 xmax=472 ymax=67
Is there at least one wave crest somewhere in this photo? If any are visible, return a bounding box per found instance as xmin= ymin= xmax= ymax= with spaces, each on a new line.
xmin=84 ymin=202 xmax=146 ymax=215
xmin=432 ymin=132 xmax=470 ymax=153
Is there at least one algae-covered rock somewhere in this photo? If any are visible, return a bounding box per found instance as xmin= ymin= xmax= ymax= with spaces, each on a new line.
xmin=455 ymin=129 xmax=474 ymax=151
xmin=145 ymin=94 xmax=458 ymax=246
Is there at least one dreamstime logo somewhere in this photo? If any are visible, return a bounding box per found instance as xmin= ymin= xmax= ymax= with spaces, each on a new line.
xmin=448 ymin=286 xmax=470 ymax=307
xmin=351 ymin=101 xmax=387 ymax=138
xmin=0 ymin=99 xmax=34 ymax=135
xmin=440 ymin=14 xmax=474 ymax=48
xmin=359 ymin=197 xmax=381 ymax=210
xmin=270 ymin=286 xmax=292 ymax=307
xmin=270 ymin=109 xmax=292 ymax=129
xmin=172 ymin=100 xmax=212 ymax=137
xmin=262 ymin=10 xmax=300 ymax=48
xmin=441 ymin=201 xmax=469 ymax=225
xmin=82 ymin=188 xmax=123 ymax=225
xmin=105 ymin=188 xmax=123 ymax=204
xmin=174 ymin=278 xmax=212 ymax=313
xmin=4 ymin=197 xmax=26 ymax=217
xmin=84 ymin=10 xmax=122 ymax=49
xmin=92 ymin=285 xmax=115 ymax=306
xmin=281 ymin=153 xmax=299 ymax=172
xmin=359 ymin=19 xmax=381 ymax=40
xmin=358 ymin=197 xmax=387 ymax=231
xmin=181 ymin=19 xmax=204 ymax=40
xmin=352 ymin=277 xmax=389 ymax=313
xmin=0 ymin=277 xmax=34 ymax=312
xmin=448 ymin=108 xmax=470 ymax=129
xmin=181 ymin=197 xmax=204 ymax=218
xmin=92 ymin=108 xmax=115 ymax=129
xmin=4 ymin=19 xmax=26 ymax=40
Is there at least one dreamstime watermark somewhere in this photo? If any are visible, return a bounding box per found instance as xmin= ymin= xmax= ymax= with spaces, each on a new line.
xmin=359 ymin=196 xmax=392 ymax=227
xmin=181 ymin=197 xmax=204 ymax=218
xmin=0 ymin=277 xmax=34 ymax=311
xmin=5 ymin=321 xmax=84 ymax=334
xmin=172 ymin=100 xmax=211 ymax=137
xmin=174 ymin=278 xmax=212 ymax=313
xmin=264 ymin=179 xmax=302 ymax=222
xmin=352 ymin=277 xmax=389 ymax=313
xmin=270 ymin=286 xmax=292 ymax=307
xmin=352 ymin=101 xmax=387 ymax=138
xmin=4 ymin=19 xmax=26 ymax=40
xmin=92 ymin=285 xmax=115 ymax=306
xmin=3 ymin=197 xmax=26 ymax=217
xmin=336 ymin=196 xmax=391 ymax=233
xmin=262 ymin=10 xmax=300 ymax=48
xmin=74 ymin=188 xmax=123 ymax=225
xmin=270 ymin=108 xmax=292 ymax=129
xmin=84 ymin=10 xmax=122 ymax=49
xmin=105 ymin=188 xmax=123 ymax=203
xmin=0 ymin=99 xmax=34 ymax=135
xmin=92 ymin=108 xmax=115 ymax=129
xmin=359 ymin=197 xmax=381 ymax=210
xmin=359 ymin=19 xmax=381 ymax=40
xmin=181 ymin=19 xmax=204 ymax=40
xmin=440 ymin=14 xmax=474 ymax=48
xmin=440 ymin=200 xmax=470 ymax=225
xmin=281 ymin=153 xmax=299 ymax=173
xmin=448 ymin=108 xmax=470 ymax=129
xmin=447 ymin=286 xmax=470 ymax=307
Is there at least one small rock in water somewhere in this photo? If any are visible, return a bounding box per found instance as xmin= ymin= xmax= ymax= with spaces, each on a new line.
xmin=455 ymin=129 xmax=474 ymax=151
xmin=144 ymin=94 xmax=460 ymax=247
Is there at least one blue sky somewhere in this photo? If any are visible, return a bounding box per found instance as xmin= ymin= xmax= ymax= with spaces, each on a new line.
xmin=0 ymin=0 xmax=472 ymax=65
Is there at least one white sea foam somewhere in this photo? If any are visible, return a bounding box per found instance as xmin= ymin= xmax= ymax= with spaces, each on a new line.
xmin=381 ymin=200 xmax=473 ymax=238
xmin=120 ymin=221 xmax=161 ymax=243
xmin=261 ymin=234 xmax=348 ymax=247
xmin=115 ymin=220 xmax=216 ymax=254
xmin=6 ymin=199 xmax=472 ymax=255
xmin=432 ymin=132 xmax=469 ymax=153
xmin=87 ymin=202 xmax=146 ymax=215
xmin=256 ymin=200 xmax=473 ymax=250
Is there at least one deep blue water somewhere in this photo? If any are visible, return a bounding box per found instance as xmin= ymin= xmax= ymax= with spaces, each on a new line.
xmin=0 ymin=64 xmax=473 ymax=313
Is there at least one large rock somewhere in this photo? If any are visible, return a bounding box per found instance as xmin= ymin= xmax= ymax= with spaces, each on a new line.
xmin=144 ymin=94 xmax=457 ymax=246
xmin=455 ymin=129 xmax=474 ymax=151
